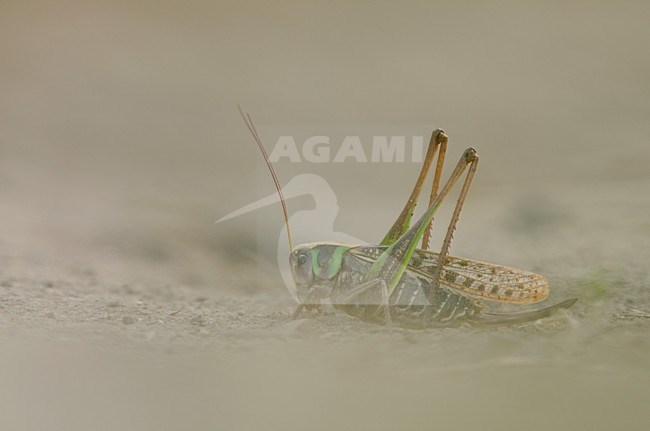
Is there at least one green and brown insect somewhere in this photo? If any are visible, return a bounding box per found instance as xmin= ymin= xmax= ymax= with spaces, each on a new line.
xmin=232 ymin=108 xmax=577 ymax=328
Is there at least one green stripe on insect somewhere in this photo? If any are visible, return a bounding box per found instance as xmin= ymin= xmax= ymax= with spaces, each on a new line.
xmin=311 ymin=245 xmax=352 ymax=279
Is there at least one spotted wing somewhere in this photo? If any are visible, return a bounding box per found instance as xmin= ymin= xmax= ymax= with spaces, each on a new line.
xmin=350 ymin=246 xmax=549 ymax=304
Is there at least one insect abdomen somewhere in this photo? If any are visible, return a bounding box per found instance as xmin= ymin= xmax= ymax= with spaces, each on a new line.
xmin=332 ymin=254 xmax=478 ymax=328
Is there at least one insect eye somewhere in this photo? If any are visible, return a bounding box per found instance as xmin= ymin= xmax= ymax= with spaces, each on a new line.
xmin=297 ymin=253 xmax=308 ymax=265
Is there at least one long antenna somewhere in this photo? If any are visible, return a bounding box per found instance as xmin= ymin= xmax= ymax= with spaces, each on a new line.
xmin=237 ymin=105 xmax=293 ymax=250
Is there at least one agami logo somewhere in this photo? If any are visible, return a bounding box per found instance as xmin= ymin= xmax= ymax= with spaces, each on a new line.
xmin=268 ymin=135 xmax=429 ymax=163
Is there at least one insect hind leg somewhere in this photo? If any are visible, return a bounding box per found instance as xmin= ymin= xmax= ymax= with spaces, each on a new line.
xmin=423 ymin=149 xmax=479 ymax=324
xmin=421 ymin=131 xmax=448 ymax=250
xmin=381 ymin=129 xmax=448 ymax=247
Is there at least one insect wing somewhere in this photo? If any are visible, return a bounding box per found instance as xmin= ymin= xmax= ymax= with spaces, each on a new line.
xmin=429 ymin=253 xmax=548 ymax=304
xmin=350 ymin=246 xmax=549 ymax=304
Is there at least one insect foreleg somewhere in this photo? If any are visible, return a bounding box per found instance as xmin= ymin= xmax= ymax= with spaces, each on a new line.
xmin=291 ymin=303 xmax=304 ymax=320
xmin=337 ymin=278 xmax=392 ymax=325
xmin=379 ymin=278 xmax=392 ymax=325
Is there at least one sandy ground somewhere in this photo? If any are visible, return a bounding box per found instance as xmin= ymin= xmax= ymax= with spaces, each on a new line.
xmin=1 ymin=1 xmax=650 ymax=430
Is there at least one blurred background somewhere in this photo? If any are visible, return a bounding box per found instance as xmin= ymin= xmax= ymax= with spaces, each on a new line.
xmin=1 ymin=1 xmax=649 ymax=430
